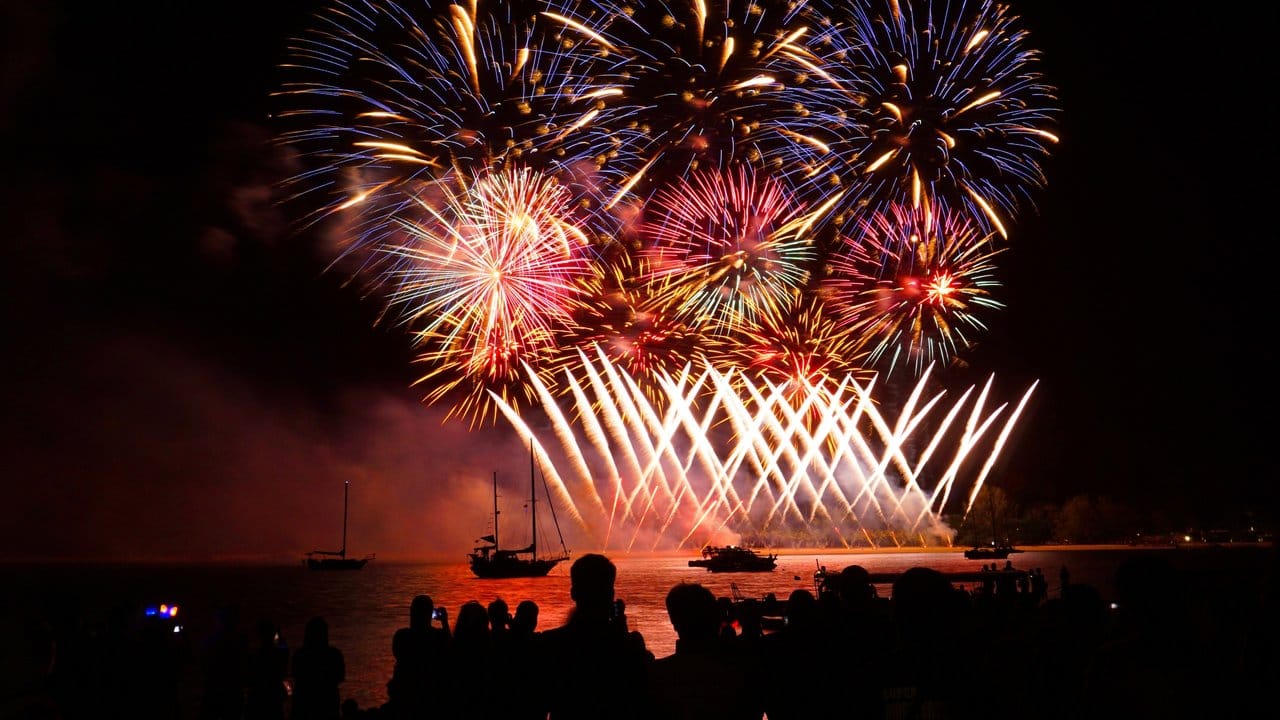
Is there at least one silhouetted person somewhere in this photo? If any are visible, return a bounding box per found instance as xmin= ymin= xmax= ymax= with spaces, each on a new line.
xmin=486 ymin=599 xmax=510 ymax=645
xmin=510 ymin=600 xmax=539 ymax=640
xmin=1030 ymin=567 xmax=1048 ymax=604
xmin=0 ymin=596 xmax=60 ymax=720
xmin=758 ymin=589 xmax=846 ymax=720
xmin=446 ymin=601 xmax=493 ymax=720
xmin=384 ymin=595 xmax=449 ymax=719
xmin=290 ymin=617 xmax=344 ymax=720
xmin=820 ymin=565 xmax=890 ymax=716
xmin=199 ymin=603 xmax=249 ymax=720
xmin=646 ymin=582 xmax=763 ymax=720
xmin=534 ymin=553 xmax=653 ymax=720
xmin=879 ymin=567 xmax=977 ymax=719
xmin=1027 ymin=583 xmax=1109 ymax=720
xmin=244 ymin=619 xmax=289 ymax=720
xmin=75 ymin=601 xmax=135 ymax=719
xmin=496 ymin=600 xmax=543 ymax=720
xmin=1082 ymin=555 xmax=1213 ymax=719
xmin=128 ymin=601 xmax=189 ymax=720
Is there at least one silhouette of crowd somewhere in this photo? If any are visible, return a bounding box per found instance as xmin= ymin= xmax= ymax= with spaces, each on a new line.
xmin=2 ymin=547 xmax=1273 ymax=719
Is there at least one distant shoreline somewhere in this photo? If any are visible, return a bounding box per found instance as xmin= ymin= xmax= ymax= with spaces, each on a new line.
xmin=771 ymin=543 xmax=1274 ymax=555
xmin=1 ymin=542 xmax=1270 ymax=567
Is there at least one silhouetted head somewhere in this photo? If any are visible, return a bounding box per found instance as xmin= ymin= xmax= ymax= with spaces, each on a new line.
xmin=453 ymin=600 xmax=490 ymax=645
xmin=303 ymin=616 xmax=329 ymax=647
xmin=1060 ymin=583 xmax=1108 ymax=635
xmin=891 ymin=567 xmax=954 ymax=633
xmin=838 ymin=565 xmax=875 ymax=603
xmin=409 ymin=595 xmax=433 ymax=629
xmin=512 ymin=600 xmax=539 ymax=633
xmin=784 ymin=589 xmax=818 ymax=631
xmin=487 ymin=598 xmax=510 ymax=630
xmin=665 ymin=582 xmax=719 ymax=641
xmin=569 ymin=553 xmax=617 ymax=614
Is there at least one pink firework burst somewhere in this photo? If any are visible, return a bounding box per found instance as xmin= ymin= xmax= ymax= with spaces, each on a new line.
xmin=387 ymin=166 xmax=598 ymax=425
xmin=638 ymin=165 xmax=819 ymax=335
xmin=829 ymin=201 xmax=1005 ymax=377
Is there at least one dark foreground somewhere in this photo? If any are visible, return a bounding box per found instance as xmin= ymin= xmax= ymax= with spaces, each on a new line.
xmin=2 ymin=544 xmax=1273 ymax=719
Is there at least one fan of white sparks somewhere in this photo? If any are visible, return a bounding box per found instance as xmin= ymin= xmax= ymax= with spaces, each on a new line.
xmin=492 ymin=346 xmax=1036 ymax=550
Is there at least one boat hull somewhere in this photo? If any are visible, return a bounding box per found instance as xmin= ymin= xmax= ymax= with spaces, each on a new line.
xmin=306 ymin=557 xmax=370 ymax=570
xmin=688 ymin=560 xmax=776 ymax=573
xmin=469 ymin=556 xmax=567 ymax=579
xmin=688 ymin=545 xmax=777 ymax=573
xmin=963 ymin=546 xmax=1024 ymax=560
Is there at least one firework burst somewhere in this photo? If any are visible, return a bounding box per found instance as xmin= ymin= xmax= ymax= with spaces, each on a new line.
xmin=385 ymin=165 xmax=598 ymax=424
xmin=548 ymin=249 xmax=710 ymax=404
xmin=831 ymin=201 xmax=1005 ymax=376
xmin=549 ymin=0 xmax=859 ymax=207
xmin=788 ymin=0 xmax=1059 ymax=239
xmin=274 ymin=1 xmax=1057 ymax=536
xmin=637 ymin=165 xmax=825 ymax=334
xmin=274 ymin=0 xmax=626 ymax=278
xmin=734 ymin=295 xmax=874 ymax=389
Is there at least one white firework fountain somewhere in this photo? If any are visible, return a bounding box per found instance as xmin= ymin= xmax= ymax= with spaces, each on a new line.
xmin=493 ymin=347 xmax=1036 ymax=551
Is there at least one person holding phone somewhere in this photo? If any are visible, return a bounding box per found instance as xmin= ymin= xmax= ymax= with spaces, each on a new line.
xmin=385 ymin=595 xmax=450 ymax=718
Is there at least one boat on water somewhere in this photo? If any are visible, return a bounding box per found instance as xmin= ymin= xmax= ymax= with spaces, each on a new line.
xmin=688 ymin=545 xmax=778 ymax=573
xmin=305 ymin=480 xmax=375 ymax=570
xmin=469 ymin=445 xmax=570 ymax=579
xmin=964 ymin=543 xmax=1024 ymax=560
xmin=964 ymin=488 xmax=1023 ymax=560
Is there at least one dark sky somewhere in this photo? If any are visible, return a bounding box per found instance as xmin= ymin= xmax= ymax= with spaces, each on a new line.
xmin=1 ymin=1 xmax=1272 ymax=562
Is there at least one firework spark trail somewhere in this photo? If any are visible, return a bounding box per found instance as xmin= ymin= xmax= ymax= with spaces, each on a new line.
xmin=522 ymin=360 xmax=611 ymax=523
xmin=744 ymin=375 xmax=852 ymax=531
xmin=928 ymin=375 xmax=1010 ymax=518
xmin=657 ymin=367 xmax=757 ymax=545
xmin=496 ymin=350 xmax=1034 ymax=548
xmin=490 ymin=391 xmax=590 ymax=530
xmin=576 ymin=351 xmax=656 ymax=521
xmin=559 ymin=361 xmax=630 ymax=546
xmin=961 ymin=378 xmax=1038 ymax=516
xmin=796 ymin=0 xmax=1060 ymax=238
xmin=389 ymin=168 xmax=593 ymax=346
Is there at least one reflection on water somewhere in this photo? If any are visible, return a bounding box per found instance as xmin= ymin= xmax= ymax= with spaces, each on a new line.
xmin=6 ymin=545 xmax=1271 ymax=711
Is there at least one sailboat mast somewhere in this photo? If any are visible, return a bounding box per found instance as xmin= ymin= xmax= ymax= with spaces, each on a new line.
xmin=492 ymin=471 xmax=500 ymax=550
xmin=341 ymin=480 xmax=349 ymax=559
xmin=530 ymin=443 xmax=537 ymax=561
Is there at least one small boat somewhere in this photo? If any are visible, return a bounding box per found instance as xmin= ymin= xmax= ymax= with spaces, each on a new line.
xmin=963 ymin=543 xmax=1024 ymax=560
xmin=305 ymin=480 xmax=375 ymax=570
xmin=688 ymin=545 xmax=778 ymax=573
xmin=469 ymin=444 xmax=570 ymax=579
xmin=964 ymin=488 xmax=1022 ymax=560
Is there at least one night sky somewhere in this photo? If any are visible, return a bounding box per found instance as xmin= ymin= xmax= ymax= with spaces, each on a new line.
xmin=1 ymin=1 xmax=1272 ymax=563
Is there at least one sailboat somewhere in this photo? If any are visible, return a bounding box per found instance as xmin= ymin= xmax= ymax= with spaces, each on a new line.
xmin=305 ymin=480 xmax=375 ymax=570
xmin=468 ymin=445 xmax=570 ymax=579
